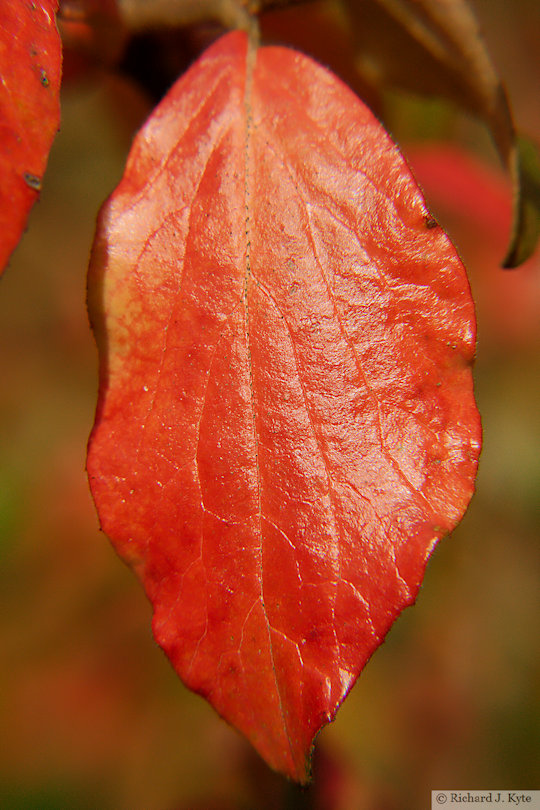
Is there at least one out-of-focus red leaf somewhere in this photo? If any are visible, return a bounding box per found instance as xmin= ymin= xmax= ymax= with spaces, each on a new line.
xmin=0 ymin=1 xmax=62 ymax=274
xmin=87 ymin=31 xmax=481 ymax=782
xmin=57 ymin=0 xmax=127 ymax=79
xmin=407 ymin=142 xmax=540 ymax=348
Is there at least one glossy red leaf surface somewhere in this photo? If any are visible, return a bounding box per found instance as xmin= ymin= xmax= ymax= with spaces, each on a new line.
xmin=0 ymin=0 xmax=61 ymax=274
xmin=87 ymin=31 xmax=481 ymax=782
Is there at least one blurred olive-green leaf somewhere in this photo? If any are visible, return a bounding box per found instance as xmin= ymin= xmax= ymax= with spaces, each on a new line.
xmin=503 ymin=135 xmax=540 ymax=267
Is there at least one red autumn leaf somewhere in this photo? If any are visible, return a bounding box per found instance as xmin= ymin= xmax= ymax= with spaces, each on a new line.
xmin=0 ymin=0 xmax=62 ymax=275
xmin=87 ymin=31 xmax=481 ymax=782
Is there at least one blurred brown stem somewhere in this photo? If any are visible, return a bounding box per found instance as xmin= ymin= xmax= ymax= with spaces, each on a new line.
xmin=117 ymin=0 xmax=247 ymax=30
xmin=117 ymin=0 xmax=310 ymax=32
xmin=247 ymin=0 xmax=311 ymax=10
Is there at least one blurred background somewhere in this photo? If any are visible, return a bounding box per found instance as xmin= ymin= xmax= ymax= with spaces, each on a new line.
xmin=1 ymin=1 xmax=539 ymax=807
